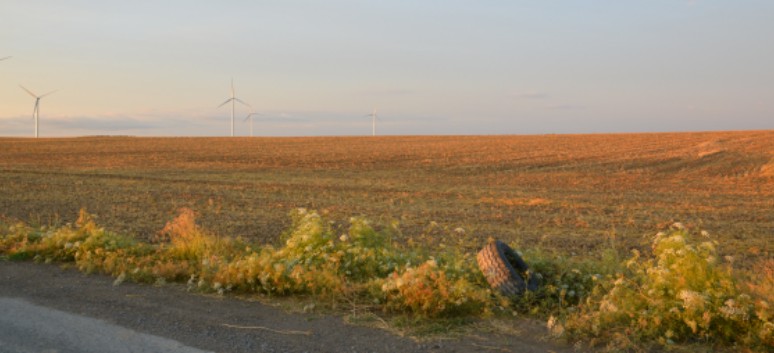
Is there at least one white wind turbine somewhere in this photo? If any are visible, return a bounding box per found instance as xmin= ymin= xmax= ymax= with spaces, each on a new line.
xmin=364 ymin=107 xmax=379 ymax=136
xmin=20 ymin=85 xmax=57 ymax=138
xmin=243 ymin=112 xmax=261 ymax=137
xmin=218 ymin=79 xmax=250 ymax=137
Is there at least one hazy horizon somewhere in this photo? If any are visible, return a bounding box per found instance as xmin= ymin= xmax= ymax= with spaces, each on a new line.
xmin=2 ymin=1 xmax=773 ymax=137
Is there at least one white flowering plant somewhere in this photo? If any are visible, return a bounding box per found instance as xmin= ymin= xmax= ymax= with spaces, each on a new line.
xmin=563 ymin=224 xmax=773 ymax=351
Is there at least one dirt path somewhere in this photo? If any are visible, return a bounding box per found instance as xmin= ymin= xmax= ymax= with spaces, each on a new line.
xmin=0 ymin=261 xmax=584 ymax=353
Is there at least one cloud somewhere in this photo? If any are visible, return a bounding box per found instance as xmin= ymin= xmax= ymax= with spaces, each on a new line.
xmin=43 ymin=115 xmax=168 ymax=131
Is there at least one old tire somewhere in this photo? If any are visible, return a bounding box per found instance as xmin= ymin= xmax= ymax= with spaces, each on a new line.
xmin=477 ymin=240 xmax=539 ymax=297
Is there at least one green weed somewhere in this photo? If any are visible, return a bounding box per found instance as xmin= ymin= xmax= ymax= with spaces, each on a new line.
xmin=1 ymin=209 xmax=771 ymax=352
xmin=561 ymin=224 xmax=773 ymax=351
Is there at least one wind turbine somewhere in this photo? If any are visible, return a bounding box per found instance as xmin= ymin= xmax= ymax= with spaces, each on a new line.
xmin=217 ymin=79 xmax=250 ymax=137
xmin=368 ymin=108 xmax=378 ymax=136
xmin=243 ymin=112 xmax=261 ymax=137
xmin=20 ymin=85 xmax=57 ymax=138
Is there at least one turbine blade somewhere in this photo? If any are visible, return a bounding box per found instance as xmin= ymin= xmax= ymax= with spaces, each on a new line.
xmin=244 ymin=112 xmax=261 ymax=121
xmin=217 ymin=98 xmax=233 ymax=108
xmin=19 ymin=85 xmax=37 ymax=98
xmin=235 ymin=98 xmax=251 ymax=107
xmin=0 ymin=56 xmax=11 ymax=61
xmin=40 ymin=90 xmax=58 ymax=98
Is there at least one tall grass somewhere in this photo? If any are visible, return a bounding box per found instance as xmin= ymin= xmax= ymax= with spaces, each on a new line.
xmin=1 ymin=209 xmax=770 ymax=351
xmin=561 ymin=224 xmax=773 ymax=351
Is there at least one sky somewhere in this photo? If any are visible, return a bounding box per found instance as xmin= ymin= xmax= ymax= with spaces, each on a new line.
xmin=1 ymin=1 xmax=773 ymax=137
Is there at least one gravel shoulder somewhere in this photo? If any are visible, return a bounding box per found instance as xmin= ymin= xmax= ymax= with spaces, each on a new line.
xmin=0 ymin=261 xmax=584 ymax=353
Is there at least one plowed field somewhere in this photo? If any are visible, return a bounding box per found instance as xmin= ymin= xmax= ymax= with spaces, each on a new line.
xmin=1 ymin=131 xmax=772 ymax=267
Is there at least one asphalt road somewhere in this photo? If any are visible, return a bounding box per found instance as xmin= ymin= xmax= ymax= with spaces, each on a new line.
xmin=0 ymin=297 xmax=213 ymax=353
xmin=0 ymin=261 xmax=581 ymax=353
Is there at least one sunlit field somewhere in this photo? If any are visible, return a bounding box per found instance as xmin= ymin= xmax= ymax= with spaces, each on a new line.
xmin=1 ymin=131 xmax=772 ymax=351
xmin=1 ymin=131 xmax=771 ymax=267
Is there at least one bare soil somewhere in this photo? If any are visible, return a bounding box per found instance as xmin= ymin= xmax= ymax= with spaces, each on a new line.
xmin=0 ymin=261 xmax=584 ymax=353
xmin=1 ymin=132 xmax=771 ymax=269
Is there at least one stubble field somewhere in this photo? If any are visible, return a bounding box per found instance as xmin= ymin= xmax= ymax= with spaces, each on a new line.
xmin=0 ymin=130 xmax=772 ymax=267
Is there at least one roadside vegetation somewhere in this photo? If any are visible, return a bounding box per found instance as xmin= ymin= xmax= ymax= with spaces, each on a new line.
xmin=1 ymin=208 xmax=771 ymax=352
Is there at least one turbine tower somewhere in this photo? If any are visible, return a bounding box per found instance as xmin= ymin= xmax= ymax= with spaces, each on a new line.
xmin=20 ymin=85 xmax=57 ymax=138
xmin=218 ymin=79 xmax=250 ymax=137
xmin=244 ymin=112 xmax=260 ymax=137
xmin=365 ymin=108 xmax=378 ymax=136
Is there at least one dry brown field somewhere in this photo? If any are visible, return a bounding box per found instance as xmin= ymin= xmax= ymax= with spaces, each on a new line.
xmin=1 ymin=131 xmax=772 ymax=267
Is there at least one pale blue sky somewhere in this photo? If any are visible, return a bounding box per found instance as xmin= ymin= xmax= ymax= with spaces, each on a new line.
xmin=1 ymin=1 xmax=772 ymax=137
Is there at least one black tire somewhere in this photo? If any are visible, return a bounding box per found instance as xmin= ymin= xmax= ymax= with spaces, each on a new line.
xmin=477 ymin=240 xmax=539 ymax=297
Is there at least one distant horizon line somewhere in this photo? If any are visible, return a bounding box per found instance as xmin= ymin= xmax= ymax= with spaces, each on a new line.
xmin=1 ymin=129 xmax=771 ymax=140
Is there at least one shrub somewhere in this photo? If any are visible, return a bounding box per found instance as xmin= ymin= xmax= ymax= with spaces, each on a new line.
xmin=339 ymin=216 xmax=403 ymax=281
xmin=211 ymin=209 xmax=409 ymax=298
xmin=563 ymin=224 xmax=773 ymax=350
xmin=744 ymin=259 xmax=774 ymax=347
xmin=159 ymin=208 xmax=238 ymax=262
xmin=520 ymin=247 xmax=620 ymax=314
xmin=380 ymin=258 xmax=491 ymax=317
xmin=0 ymin=222 xmax=39 ymax=260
